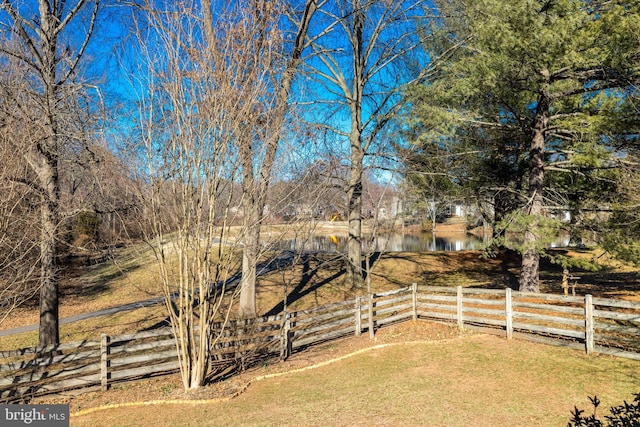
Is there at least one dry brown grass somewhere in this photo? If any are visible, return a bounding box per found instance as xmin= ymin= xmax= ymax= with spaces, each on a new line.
xmin=1 ymin=242 xmax=639 ymax=350
xmin=2 ymin=240 xmax=639 ymax=425
xmin=62 ymin=322 xmax=640 ymax=427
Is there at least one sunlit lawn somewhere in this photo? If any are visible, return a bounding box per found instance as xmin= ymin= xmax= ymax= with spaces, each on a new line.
xmin=70 ymin=333 xmax=640 ymax=427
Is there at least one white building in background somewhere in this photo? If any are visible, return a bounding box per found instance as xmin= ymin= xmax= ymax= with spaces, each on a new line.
xmin=377 ymin=196 xmax=403 ymax=220
xmin=442 ymin=202 xmax=467 ymax=218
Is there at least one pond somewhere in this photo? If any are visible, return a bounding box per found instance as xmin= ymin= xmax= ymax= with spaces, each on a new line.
xmin=268 ymin=231 xmax=573 ymax=253
xmin=270 ymin=232 xmax=486 ymax=253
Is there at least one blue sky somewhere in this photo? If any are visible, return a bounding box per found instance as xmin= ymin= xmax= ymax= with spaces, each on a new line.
xmin=0 ymin=0 xmax=430 ymax=187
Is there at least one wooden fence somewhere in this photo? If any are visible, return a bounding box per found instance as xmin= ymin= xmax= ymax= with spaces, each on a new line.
xmin=416 ymin=285 xmax=640 ymax=359
xmin=1 ymin=285 xmax=639 ymax=402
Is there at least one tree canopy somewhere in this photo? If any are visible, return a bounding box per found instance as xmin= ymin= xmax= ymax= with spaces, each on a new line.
xmin=406 ymin=0 xmax=640 ymax=291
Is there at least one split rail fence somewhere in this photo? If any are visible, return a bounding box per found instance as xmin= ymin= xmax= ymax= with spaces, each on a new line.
xmin=1 ymin=285 xmax=639 ymax=402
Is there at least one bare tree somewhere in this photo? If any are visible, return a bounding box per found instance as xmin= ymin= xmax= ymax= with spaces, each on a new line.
xmin=0 ymin=0 xmax=100 ymax=347
xmin=202 ymin=0 xmax=318 ymax=318
xmin=131 ymin=1 xmax=234 ymax=390
xmin=301 ymin=0 xmax=429 ymax=286
xmin=129 ymin=0 xmax=319 ymax=388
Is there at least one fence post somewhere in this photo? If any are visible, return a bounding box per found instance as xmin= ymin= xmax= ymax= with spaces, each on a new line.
xmin=368 ymin=293 xmax=375 ymax=340
xmin=355 ymin=296 xmax=362 ymax=336
xmin=505 ymin=288 xmax=513 ymax=340
xmin=456 ymin=286 xmax=464 ymax=330
xmin=412 ymin=283 xmax=418 ymax=321
xmin=100 ymin=333 xmax=110 ymax=391
xmin=585 ymin=294 xmax=594 ymax=355
xmin=288 ymin=316 xmax=294 ymax=359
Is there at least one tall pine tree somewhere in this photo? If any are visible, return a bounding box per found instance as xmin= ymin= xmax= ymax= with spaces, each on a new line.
xmin=408 ymin=0 xmax=639 ymax=291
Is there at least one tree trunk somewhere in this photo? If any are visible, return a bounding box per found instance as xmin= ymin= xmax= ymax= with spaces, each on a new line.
xmin=38 ymin=161 xmax=60 ymax=348
xmin=37 ymin=5 xmax=62 ymax=348
xmin=239 ymin=204 xmax=260 ymax=318
xmin=347 ymin=156 xmax=363 ymax=287
xmin=519 ymin=71 xmax=549 ymax=293
xmin=346 ymin=0 xmax=365 ymax=288
xmin=519 ymin=237 xmax=540 ymax=292
xmin=235 ymin=0 xmax=318 ymax=317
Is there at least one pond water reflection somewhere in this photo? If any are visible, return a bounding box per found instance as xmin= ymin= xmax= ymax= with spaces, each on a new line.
xmin=271 ymin=233 xmax=486 ymax=253
xmin=270 ymin=231 xmax=573 ymax=253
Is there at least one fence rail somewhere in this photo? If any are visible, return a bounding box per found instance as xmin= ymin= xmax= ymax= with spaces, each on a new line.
xmin=1 ymin=285 xmax=639 ymax=402
xmin=416 ymin=285 xmax=640 ymax=359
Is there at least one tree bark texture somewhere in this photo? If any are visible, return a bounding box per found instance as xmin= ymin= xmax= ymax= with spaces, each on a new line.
xmin=347 ymin=150 xmax=364 ymax=287
xmin=36 ymin=156 xmax=61 ymax=347
xmin=239 ymin=198 xmax=261 ymax=318
xmin=519 ymin=71 xmax=549 ymax=293
xmin=346 ymin=0 xmax=365 ymax=288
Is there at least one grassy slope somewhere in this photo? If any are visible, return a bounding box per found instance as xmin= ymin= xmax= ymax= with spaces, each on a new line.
xmin=0 ymin=243 xmax=169 ymax=349
xmin=1 ymin=241 xmax=639 ymax=349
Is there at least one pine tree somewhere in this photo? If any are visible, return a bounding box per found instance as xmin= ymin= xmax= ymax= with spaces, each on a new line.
xmin=408 ymin=0 xmax=639 ymax=292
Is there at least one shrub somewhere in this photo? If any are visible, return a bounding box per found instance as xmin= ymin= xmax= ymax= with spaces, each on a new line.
xmin=72 ymin=211 xmax=100 ymax=242
xmin=568 ymin=394 xmax=640 ymax=426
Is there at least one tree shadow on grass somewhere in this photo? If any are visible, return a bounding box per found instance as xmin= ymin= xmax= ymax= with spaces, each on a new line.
xmin=61 ymin=251 xmax=144 ymax=301
xmin=264 ymin=251 xmax=385 ymax=317
xmin=140 ymin=248 xmax=640 ymax=336
xmin=141 ymin=317 xmax=172 ymax=332
xmin=402 ymin=249 xmax=523 ymax=290
xmin=263 ymin=253 xmax=347 ymax=317
xmin=562 ymin=270 xmax=640 ymax=298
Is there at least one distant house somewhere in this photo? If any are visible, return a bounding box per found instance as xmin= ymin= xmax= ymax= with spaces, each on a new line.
xmin=376 ymin=196 xmax=403 ymax=220
xmin=445 ymin=203 xmax=465 ymax=218
xmin=547 ymin=207 xmax=572 ymax=223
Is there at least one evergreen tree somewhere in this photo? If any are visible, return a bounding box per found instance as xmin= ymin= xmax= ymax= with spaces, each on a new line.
xmin=407 ymin=0 xmax=639 ymax=291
